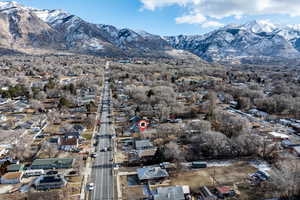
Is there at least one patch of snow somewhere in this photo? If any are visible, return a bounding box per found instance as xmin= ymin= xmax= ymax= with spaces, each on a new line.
xmin=33 ymin=9 xmax=70 ymax=24
xmin=206 ymin=160 xmax=235 ymax=167
xmin=249 ymin=160 xmax=271 ymax=172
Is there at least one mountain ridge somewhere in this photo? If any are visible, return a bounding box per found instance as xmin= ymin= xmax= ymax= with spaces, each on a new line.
xmin=1 ymin=1 xmax=300 ymax=64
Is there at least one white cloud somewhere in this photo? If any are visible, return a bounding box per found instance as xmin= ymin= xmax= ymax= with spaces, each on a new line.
xmin=201 ymin=21 xmax=224 ymax=28
xmin=140 ymin=0 xmax=200 ymax=10
xmin=139 ymin=0 xmax=300 ymax=26
xmin=176 ymin=13 xmax=206 ymax=24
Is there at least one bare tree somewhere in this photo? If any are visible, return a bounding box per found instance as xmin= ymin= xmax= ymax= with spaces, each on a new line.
xmin=270 ymin=159 xmax=300 ymax=199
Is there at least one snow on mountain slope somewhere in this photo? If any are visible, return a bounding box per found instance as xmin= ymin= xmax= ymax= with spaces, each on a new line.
xmin=0 ymin=1 xmax=174 ymax=57
xmin=33 ymin=9 xmax=70 ymax=25
xmin=241 ymin=20 xmax=277 ymax=33
xmin=165 ymin=20 xmax=300 ymax=63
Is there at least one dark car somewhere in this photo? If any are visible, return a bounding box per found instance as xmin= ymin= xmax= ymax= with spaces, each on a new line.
xmin=46 ymin=170 xmax=58 ymax=175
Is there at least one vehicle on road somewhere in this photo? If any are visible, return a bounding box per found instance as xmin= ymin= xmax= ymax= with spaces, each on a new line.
xmin=93 ymin=141 xmax=98 ymax=146
xmin=91 ymin=153 xmax=97 ymax=158
xmin=87 ymin=183 xmax=94 ymax=191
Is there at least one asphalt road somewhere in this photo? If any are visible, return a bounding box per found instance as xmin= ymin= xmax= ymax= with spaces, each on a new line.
xmin=91 ymin=63 xmax=114 ymax=200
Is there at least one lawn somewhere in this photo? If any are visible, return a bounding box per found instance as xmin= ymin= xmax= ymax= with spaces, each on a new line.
xmin=81 ymin=131 xmax=93 ymax=140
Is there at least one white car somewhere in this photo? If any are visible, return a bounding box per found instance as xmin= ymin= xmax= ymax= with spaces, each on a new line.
xmin=88 ymin=183 xmax=94 ymax=191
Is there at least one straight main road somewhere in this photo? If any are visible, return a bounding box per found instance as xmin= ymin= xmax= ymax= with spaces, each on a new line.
xmin=90 ymin=62 xmax=114 ymax=200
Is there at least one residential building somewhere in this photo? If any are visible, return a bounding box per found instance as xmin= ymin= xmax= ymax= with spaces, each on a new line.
xmin=34 ymin=174 xmax=66 ymax=190
xmin=31 ymin=158 xmax=74 ymax=170
xmin=59 ymin=137 xmax=79 ymax=151
xmin=154 ymin=186 xmax=185 ymax=200
xmin=135 ymin=139 xmax=154 ymax=150
xmin=137 ymin=167 xmax=169 ymax=181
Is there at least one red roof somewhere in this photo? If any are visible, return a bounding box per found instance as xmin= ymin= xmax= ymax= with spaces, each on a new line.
xmin=216 ymin=186 xmax=232 ymax=194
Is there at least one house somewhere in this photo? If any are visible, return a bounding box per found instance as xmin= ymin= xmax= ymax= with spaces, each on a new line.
xmin=0 ymin=157 xmax=19 ymax=165
xmin=72 ymin=124 xmax=85 ymax=133
xmin=154 ymin=186 xmax=185 ymax=200
xmin=248 ymin=109 xmax=268 ymax=118
xmin=34 ymin=174 xmax=66 ymax=190
xmin=64 ymin=131 xmax=81 ymax=139
xmin=137 ymin=167 xmax=169 ymax=181
xmin=14 ymin=101 xmax=29 ymax=112
xmin=69 ymin=106 xmax=87 ymax=113
xmin=216 ymin=186 xmax=236 ymax=198
xmin=31 ymin=158 xmax=74 ymax=170
xmin=118 ymin=60 xmax=130 ymax=64
xmin=250 ymin=170 xmax=270 ymax=183
xmin=291 ymin=122 xmax=300 ymax=132
xmin=281 ymin=140 xmax=300 ymax=149
xmin=59 ymin=137 xmax=79 ymax=151
xmin=293 ymin=146 xmax=300 ymax=157
xmin=1 ymin=172 xmax=23 ymax=184
xmin=7 ymin=164 xmax=24 ymax=172
xmin=135 ymin=139 xmax=154 ymax=150
xmin=268 ymin=132 xmax=289 ymax=141
xmin=136 ymin=148 xmax=157 ymax=160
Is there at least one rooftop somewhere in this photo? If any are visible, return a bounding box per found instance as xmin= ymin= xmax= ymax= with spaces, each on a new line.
xmin=31 ymin=158 xmax=74 ymax=169
xmin=135 ymin=139 xmax=154 ymax=150
xmin=154 ymin=186 xmax=185 ymax=200
xmin=60 ymin=137 xmax=78 ymax=146
xmin=137 ymin=167 xmax=169 ymax=181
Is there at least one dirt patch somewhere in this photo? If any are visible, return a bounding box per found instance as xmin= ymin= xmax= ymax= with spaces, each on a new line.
xmin=170 ymin=161 xmax=256 ymax=192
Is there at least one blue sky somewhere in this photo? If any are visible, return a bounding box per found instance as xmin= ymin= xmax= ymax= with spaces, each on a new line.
xmin=7 ymin=0 xmax=300 ymax=36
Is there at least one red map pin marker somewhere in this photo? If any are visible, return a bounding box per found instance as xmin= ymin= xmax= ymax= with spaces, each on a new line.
xmin=138 ymin=120 xmax=148 ymax=132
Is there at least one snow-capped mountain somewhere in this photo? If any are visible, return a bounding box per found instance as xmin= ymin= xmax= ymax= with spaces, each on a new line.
xmin=0 ymin=1 xmax=173 ymax=57
xmin=2 ymin=1 xmax=300 ymax=63
xmin=165 ymin=20 xmax=300 ymax=63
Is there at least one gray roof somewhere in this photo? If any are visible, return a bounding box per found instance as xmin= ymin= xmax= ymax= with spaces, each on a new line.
xmin=135 ymin=139 xmax=153 ymax=150
xmin=137 ymin=167 xmax=169 ymax=180
xmin=293 ymin=146 xmax=300 ymax=154
xmin=31 ymin=158 xmax=74 ymax=169
xmin=154 ymin=186 xmax=185 ymax=200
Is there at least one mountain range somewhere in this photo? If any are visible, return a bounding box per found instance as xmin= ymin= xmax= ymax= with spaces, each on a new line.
xmin=1 ymin=1 xmax=300 ymax=64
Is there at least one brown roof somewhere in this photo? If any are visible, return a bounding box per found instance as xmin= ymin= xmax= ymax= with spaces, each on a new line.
xmin=60 ymin=137 xmax=78 ymax=146
xmin=2 ymin=172 xmax=23 ymax=179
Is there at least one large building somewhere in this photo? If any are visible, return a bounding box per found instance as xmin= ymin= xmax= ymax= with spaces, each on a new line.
xmin=31 ymin=158 xmax=74 ymax=170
